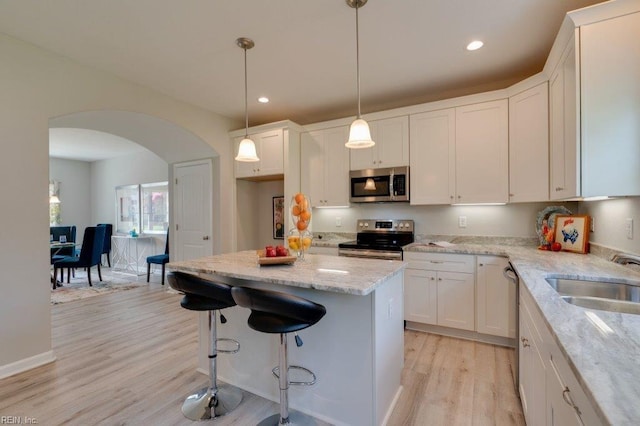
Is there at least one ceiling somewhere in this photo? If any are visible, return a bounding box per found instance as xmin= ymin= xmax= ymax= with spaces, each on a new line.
xmin=2 ymin=0 xmax=603 ymax=132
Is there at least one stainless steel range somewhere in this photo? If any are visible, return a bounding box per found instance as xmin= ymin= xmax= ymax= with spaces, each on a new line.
xmin=338 ymin=219 xmax=414 ymax=260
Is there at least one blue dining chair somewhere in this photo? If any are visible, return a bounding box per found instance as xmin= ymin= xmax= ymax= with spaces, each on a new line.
xmin=147 ymin=231 xmax=169 ymax=285
xmin=53 ymin=226 xmax=106 ymax=289
xmin=97 ymin=223 xmax=113 ymax=267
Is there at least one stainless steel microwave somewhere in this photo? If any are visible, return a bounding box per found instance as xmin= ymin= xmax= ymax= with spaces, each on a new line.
xmin=349 ymin=166 xmax=409 ymax=203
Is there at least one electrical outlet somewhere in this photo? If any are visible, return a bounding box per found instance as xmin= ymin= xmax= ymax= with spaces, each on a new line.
xmin=626 ymin=218 xmax=633 ymax=240
xmin=335 ymin=216 xmax=342 ymax=227
xmin=590 ymin=217 xmax=595 ymax=232
xmin=388 ymin=298 xmax=394 ymax=319
xmin=458 ymin=216 xmax=467 ymax=228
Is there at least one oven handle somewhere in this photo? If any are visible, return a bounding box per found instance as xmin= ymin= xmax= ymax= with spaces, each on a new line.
xmin=339 ymin=248 xmax=403 ymax=260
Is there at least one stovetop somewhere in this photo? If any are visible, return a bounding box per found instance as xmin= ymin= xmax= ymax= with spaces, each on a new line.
xmin=338 ymin=219 xmax=414 ymax=251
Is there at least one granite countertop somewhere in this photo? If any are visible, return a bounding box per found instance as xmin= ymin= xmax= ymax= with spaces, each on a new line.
xmin=167 ymin=250 xmax=405 ymax=296
xmin=405 ymin=240 xmax=640 ymax=425
xmin=311 ymin=232 xmax=354 ymax=248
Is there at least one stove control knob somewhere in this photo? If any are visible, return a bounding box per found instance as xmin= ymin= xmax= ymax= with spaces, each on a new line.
xmin=358 ymin=222 xmax=363 ymax=228
xmin=364 ymin=223 xmax=369 ymax=227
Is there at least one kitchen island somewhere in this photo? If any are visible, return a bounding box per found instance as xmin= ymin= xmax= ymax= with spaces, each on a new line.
xmin=168 ymin=251 xmax=406 ymax=426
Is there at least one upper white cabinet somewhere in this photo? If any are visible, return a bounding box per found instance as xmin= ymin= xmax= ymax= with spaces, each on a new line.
xmin=455 ymin=99 xmax=509 ymax=204
xmin=409 ymin=109 xmax=455 ymax=205
xmin=580 ymin=11 xmax=640 ymax=197
xmin=509 ymin=83 xmax=549 ymax=203
xmin=301 ymin=126 xmax=350 ymax=207
xmin=235 ymin=129 xmax=284 ymax=179
xmin=550 ymin=8 xmax=640 ymax=199
xmin=349 ymin=116 xmax=409 ymax=170
xmin=549 ymin=34 xmax=580 ymax=200
xmin=410 ymin=99 xmax=508 ymax=205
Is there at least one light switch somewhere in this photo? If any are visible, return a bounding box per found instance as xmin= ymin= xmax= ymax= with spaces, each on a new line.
xmin=626 ymin=218 xmax=633 ymax=239
xmin=335 ymin=216 xmax=342 ymax=227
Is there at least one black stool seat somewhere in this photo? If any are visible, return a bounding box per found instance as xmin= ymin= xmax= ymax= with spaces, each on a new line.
xmin=166 ymin=272 xmax=242 ymax=421
xmin=230 ymin=287 xmax=326 ymax=334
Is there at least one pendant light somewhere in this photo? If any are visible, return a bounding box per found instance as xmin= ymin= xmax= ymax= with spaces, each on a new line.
xmin=235 ymin=37 xmax=260 ymax=162
xmin=345 ymin=0 xmax=375 ymax=149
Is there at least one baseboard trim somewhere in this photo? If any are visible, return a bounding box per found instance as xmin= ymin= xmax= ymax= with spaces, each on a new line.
xmin=405 ymin=322 xmax=516 ymax=348
xmin=0 ymin=350 xmax=56 ymax=380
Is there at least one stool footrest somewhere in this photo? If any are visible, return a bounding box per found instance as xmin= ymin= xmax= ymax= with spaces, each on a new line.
xmin=216 ymin=338 xmax=240 ymax=354
xmin=272 ymin=365 xmax=317 ymax=386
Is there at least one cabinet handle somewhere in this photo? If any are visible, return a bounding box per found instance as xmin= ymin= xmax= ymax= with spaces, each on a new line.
xmin=438 ymin=277 xmax=442 ymax=281
xmin=521 ymin=337 xmax=530 ymax=348
xmin=450 ymin=195 xmax=454 ymax=200
xmin=430 ymin=277 xmax=435 ymax=281
xmin=562 ymin=386 xmax=581 ymax=416
xmin=509 ymin=193 xmax=514 ymax=197
xmin=479 ymin=263 xmax=484 ymax=267
xmin=429 ymin=260 xmax=443 ymax=264
xmin=555 ymin=187 xmax=564 ymax=191
xmin=457 ymin=195 xmax=461 ymax=199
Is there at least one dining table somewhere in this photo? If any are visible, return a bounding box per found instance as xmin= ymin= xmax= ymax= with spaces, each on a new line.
xmin=50 ymin=241 xmax=77 ymax=287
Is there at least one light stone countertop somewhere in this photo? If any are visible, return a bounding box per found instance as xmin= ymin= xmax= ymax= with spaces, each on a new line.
xmin=405 ymin=241 xmax=640 ymax=425
xmin=167 ymin=250 xmax=405 ymax=296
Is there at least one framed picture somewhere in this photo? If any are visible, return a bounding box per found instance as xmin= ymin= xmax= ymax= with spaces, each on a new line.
xmin=116 ymin=184 xmax=141 ymax=234
xmin=273 ymin=196 xmax=284 ymax=239
xmin=554 ymin=215 xmax=590 ymax=253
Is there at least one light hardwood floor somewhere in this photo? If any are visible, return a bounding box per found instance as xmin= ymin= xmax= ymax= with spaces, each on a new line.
xmin=0 ymin=285 xmax=524 ymax=425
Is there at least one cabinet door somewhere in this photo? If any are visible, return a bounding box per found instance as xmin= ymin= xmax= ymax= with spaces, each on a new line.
xmin=520 ymin=292 xmax=548 ymax=426
xmin=404 ymin=268 xmax=437 ymax=324
xmin=581 ymin=11 xmax=640 ymax=197
xmin=436 ymin=271 xmax=474 ymax=331
xmin=509 ymin=83 xmax=549 ymax=203
xmin=301 ymin=130 xmax=327 ymax=207
xmin=409 ymin=109 xmax=455 ymax=205
xmin=547 ymin=359 xmax=582 ymax=426
xmin=373 ymin=116 xmax=409 ymax=168
xmin=322 ymin=126 xmax=350 ymax=207
xmin=550 ymin=36 xmax=580 ymax=200
xmin=256 ymin=129 xmax=283 ymax=176
xmin=476 ymin=256 xmax=516 ymax=338
xmin=455 ymin=99 xmax=509 ymax=204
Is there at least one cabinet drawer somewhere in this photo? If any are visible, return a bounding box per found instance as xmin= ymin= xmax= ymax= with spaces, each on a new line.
xmin=404 ymin=252 xmax=475 ymax=273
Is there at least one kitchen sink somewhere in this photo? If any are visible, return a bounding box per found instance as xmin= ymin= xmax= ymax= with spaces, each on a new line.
xmin=545 ymin=277 xmax=640 ymax=315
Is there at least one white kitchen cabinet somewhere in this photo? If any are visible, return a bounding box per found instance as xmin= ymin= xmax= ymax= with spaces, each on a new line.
xmin=455 ymin=99 xmax=509 ymax=204
xmin=350 ymin=116 xmax=409 ymax=170
xmin=409 ymin=109 xmax=455 ymax=205
xmin=549 ymin=33 xmax=580 ymax=200
xmin=509 ymin=83 xmax=549 ymax=203
xmin=404 ymin=252 xmax=475 ymax=331
xmin=404 ymin=268 xmax=437 ymax=325
xmin=520 ymin=284 xmax=600 ymax=426
xmin=580 ymin=11 xmax=640 ymax=197
xmin=476 ymin=256 xmax=516 ymax=338
xmin=301 ymin=126 xmax=350 ymax=207
xmin=235 ymin=129 xmax=284 ymax=179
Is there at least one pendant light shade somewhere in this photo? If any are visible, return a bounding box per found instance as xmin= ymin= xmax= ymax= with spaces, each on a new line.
xmin=345 ymin=0 xmax=374 ymax=149
xmin=235 ymin=37 xmax=260 ymax=162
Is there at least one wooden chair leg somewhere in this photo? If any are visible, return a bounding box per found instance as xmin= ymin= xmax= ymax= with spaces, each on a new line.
xmin=97 ymin=263 xmax=102 ymax=281
xmin=146 ymin=263 xmax=151 ymax=283
xmin=161 ymin=263 xmax=166 ymax=285
xmin=87 ymin=266 xmax=92 ymax=287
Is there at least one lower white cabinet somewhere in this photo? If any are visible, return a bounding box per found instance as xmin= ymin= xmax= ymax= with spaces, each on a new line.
xmin=520 ymin=285 xmax=600 ymax=426
xmin=476 ymin=256 xmax=516 ymax=338
xmin=404 ymin=252 xmax=475 ymax=331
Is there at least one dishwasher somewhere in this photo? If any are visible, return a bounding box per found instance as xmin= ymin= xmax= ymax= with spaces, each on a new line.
xmin=503 ymin=263 xmax=519 ymax=393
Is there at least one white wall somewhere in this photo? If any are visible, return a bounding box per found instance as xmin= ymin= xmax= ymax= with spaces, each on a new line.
xmin=49 ymin=158 xmax=92 ymax=237
xmin=0 ymin=33 xmax=235 ymax=377
xmin=236 ymin=179 xmax=285 ymax=250
xmin=580 ymin=198 xmax=640 ymax=254
xmin=311 ymin=202 xmax=578 ymax=237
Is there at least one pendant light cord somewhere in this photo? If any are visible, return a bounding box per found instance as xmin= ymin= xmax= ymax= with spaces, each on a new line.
xmin=244 ymin=46 xmax=249 ymax=138
xmin=355 ymin=3 xmax=361 ymax=119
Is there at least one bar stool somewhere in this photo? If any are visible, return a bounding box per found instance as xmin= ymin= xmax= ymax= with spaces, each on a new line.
xmin=167 ymin=272 xmax=243 ymax=421
xmin=231 ymin=286 xmax=326 ymax=426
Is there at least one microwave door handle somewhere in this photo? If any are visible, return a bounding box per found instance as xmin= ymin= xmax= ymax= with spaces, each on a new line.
xmin=390 ymin=170 xmax=395 ymax=200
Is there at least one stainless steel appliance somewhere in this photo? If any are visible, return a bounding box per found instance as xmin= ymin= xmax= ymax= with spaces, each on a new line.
xmin=338 ymin=219 xmax=414 ymax=260
xmin=503 ymin=263 xmax=520 ymax=393
xmin=349 ymin=166 xmax=409 ymax=203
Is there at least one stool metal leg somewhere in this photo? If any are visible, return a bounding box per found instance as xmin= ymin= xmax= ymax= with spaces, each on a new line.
xmin=258 ymin=333 xmax=319 ymax=426
xmin=181 ymin=310 xmax=242 ymax=421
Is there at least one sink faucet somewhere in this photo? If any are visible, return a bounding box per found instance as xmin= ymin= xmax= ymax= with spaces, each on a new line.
xmin=611 ymin=252 xmax=640 ymax=265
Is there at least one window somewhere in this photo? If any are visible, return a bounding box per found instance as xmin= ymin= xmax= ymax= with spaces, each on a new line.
xmin=49 ymin=180 xmax=61 ymax=225
xmin=141 ymin=182 xmax=169 ymax=234
xmin=115 ymin=182 xmax=168 ymax=234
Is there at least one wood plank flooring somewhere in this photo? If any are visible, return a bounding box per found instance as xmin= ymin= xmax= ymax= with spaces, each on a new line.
xmin=0 ymin=285 xmax=524 ymax=425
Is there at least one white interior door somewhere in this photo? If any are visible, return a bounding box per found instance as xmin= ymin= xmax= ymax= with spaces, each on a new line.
xmin=173 ymin=159 xmax=213 ymax=261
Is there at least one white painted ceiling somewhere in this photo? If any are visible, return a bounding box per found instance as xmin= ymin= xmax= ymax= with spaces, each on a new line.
xmin=2 ymin=0 xmax=604 ymax=159
xmin=49 ymin=128 xmax=147 ymax=162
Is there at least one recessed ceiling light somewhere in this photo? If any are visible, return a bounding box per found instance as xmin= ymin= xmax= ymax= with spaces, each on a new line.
xmin=257 ymin=96 xmax=269 ymax=103
xmin=466 ymin=40 xmax=484 ymax=51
